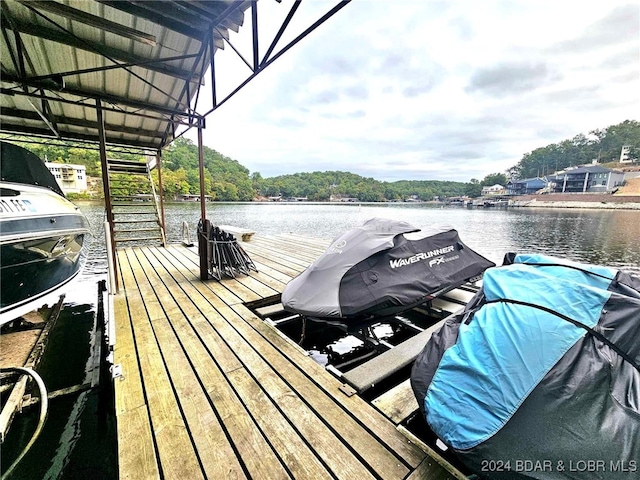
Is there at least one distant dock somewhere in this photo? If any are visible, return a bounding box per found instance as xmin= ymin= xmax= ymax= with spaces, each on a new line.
xmin=112 ymin=235 xmax=465 ymax=479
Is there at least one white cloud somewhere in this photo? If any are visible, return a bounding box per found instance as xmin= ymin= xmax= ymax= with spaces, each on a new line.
xmin=189 ymin=0 xmax=640 ymax=182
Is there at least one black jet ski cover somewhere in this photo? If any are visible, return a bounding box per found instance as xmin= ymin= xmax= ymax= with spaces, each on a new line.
xmin=281 ymin=218 xmax=495 ymax=321
xmin=411 ymin=254 xmax=640 ymax=479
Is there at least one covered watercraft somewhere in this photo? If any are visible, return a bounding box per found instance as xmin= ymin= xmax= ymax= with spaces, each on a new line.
xmin=1 ymin=141 xmax=91 ymax=325
xmin=411 ymin=253 xmax=640 ymax=479
xmin=281 ymin=218 xmax=494 ymax=324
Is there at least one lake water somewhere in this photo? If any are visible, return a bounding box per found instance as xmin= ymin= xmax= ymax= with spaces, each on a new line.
xmin=155 ymin=202 xmax=638 ymax=273
xmin=2 ymin=202 xmax=639 ymax=479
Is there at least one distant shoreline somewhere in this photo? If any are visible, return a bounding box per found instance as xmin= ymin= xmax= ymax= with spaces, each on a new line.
xmin=511 ymin=200 xmax=640 ymax=210
xmin=510 ymin=194 xmax=640 ymax=210
xmin=72 ymin=196 xmax=640 ymax=210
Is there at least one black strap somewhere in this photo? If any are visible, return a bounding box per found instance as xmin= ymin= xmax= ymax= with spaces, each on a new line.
xmin=485 ymin=298 xmax=640 ymax=373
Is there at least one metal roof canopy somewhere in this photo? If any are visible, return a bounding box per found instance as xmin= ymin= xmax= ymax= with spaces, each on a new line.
xmin=1 ymin=0 xmax=351 ymax=287
xmin=0 ymin=0 xmax=351 ymax=153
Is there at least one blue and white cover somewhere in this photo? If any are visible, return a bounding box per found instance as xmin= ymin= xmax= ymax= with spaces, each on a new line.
xmin=411 ymin=254 xmax=640 ymax=479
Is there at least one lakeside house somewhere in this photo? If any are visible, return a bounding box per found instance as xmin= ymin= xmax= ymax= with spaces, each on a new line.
xmin=508 ymin=165 xmax=625 ymax=196
xmin=481 ymin=184 xmax=506 ymax=195
xmin=549 ymin=165 xmax=624 ymax=193
xmin=45 ymin=162 xmax=87 ymax=194
xmin=506 ymin=177 xmax=547 ymax=195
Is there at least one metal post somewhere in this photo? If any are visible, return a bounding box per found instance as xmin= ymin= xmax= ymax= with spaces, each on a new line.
xmin=104 ymin=221 xmax=117 ymax=294
xmin=96 ymin=99 xmax=118 ymax=292
xmin=209 ymin=34 xmax=217 ymax=107
xmin=197 ymin=118 xmax=209 ymax=280
xmin=156 ymin=149 xmax=166 ymax=246
xmin=251 ymin=0 xmax=259 ymax=71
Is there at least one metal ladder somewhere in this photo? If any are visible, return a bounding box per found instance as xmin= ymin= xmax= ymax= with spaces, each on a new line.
xmin=107 ymin=158 xmax=165 ymax=247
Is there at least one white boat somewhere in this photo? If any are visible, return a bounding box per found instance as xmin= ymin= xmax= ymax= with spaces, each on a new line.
xmin=0 ymin=142 xmax=91 ymax=325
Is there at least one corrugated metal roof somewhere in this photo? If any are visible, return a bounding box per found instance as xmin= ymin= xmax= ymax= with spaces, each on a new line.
xmin=1 ymin=0 xmax=251 ymax=151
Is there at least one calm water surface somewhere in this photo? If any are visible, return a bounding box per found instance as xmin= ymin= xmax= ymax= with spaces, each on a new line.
xmin=3 ymin=202 xmax=638 ymax=479
xmin=156 ymin=202 xmax=638 ymax=273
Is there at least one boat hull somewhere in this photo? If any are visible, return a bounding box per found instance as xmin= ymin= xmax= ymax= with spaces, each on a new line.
xmin=0 ymin=181 xmax=91 ymax=325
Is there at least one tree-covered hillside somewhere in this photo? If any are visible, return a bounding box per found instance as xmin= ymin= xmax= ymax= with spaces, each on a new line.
xmin=253 ymin=171 xmax=510 ymax=201
xmin=13 ymin=119 xmax=636 ymax=201
xmin=9 ymin=137 xmax=509 ymax=201
xmin=159 ymin=138 xmax=253 ymax=201
xmin=509 ymin=120 xmax=640 ymax=180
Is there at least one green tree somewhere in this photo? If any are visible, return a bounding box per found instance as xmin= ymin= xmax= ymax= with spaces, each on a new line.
xmin=510 ymin=120 xmax=640 ymax=178
xmin=481 ymin=173 xmax=508 ymax=186
xmin=68 ymin=147 xmax=101 ymax=176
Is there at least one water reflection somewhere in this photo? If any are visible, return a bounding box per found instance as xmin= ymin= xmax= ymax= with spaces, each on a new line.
xmin=505 ymin=209 xmax=640 ymax=273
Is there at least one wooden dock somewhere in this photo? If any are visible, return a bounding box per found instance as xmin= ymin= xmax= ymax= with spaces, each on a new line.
xmin=113 ymin=234 xmax=464 ymax=480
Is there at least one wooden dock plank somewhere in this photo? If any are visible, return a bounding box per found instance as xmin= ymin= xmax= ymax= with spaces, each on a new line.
xmin=406 ymin=457 xmax=459 ymax=480
xmin=247 ymin=238 xmax=322 ymax=263
xmin=175 ymin=247 xmax=263 ymax=303
xmin=133 ymin=248 xmax=296 ymax=479
xmin=150 ymin=316 xmax=251 ymax=480
xmin=230 ymin=303 xmax=427 ymax=470
xmin=117 ymin=405 xmax=160 ymax=480
xmin=162 ymin=246 xmax=428 ymax=470
xmin=247 ymin=260 xmax=297 ymax=285
xmin=152 ymin=247 xmax=416 ymax=478
xmin=136 ymin=247 xmax=299 ymax=479
xmin=219 ymin=331 xmax=382 ymax=480
xmin=266 ymin=234 xmax=329 ymax=255
xmin=241 ymin=241 xmax=314 ymax=269
xmin=249 ymin=235 xmax=329 ymax=263
xmin=284 ymin=233 xmax=332 ymax=250
xmin=171 ymin=247 xmax=244 ymax=299
xmin=120 ymin=250 xmax=204 ymax=480
xmin=372 ymin=379 xmax=419 ymax=425
xmin=149 ymin=247 xmax=385 ymax=479
xmin=398 ymin=426 xmax=468 ymax=480
xmin=238 ymin=251 xmax=306 ymax=279
xmin=114 ymin=253 xmax=160 ymax=480
xmin=112 ymin=293 xmax=145 ymax=414
xmin=144 ymin=248 xmax=344 ymax=480
xmin=227 ymin=367 xmax=334 ymax=480
xmin=233 ymin=274 xmax=281 ymax=299
xmin=114 ymin=238 xmax=464 ymax=480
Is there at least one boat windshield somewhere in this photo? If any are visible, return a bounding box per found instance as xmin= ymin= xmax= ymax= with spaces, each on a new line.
xmin=1 ymin=141 xmax=65 ymax=197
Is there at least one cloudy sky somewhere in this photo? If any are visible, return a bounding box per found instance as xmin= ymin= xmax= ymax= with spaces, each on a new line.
xmin=189 ymin=0 xmax=639 ymax=183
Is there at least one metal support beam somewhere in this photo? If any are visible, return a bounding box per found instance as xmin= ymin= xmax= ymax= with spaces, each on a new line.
xmin=1 ymin=106 xmax=166 ymax=137
xmin=26 ymin=97 xmax=59 ymax=137
xmin=251 ymin=1 xmax=259 ymax=71
xmin=96 ymin=0 xmax=206 ymax=40
xmin=0 ymin=9 xmax=22 ymax=75
xmin=27 ymin=53 xmax=199 ymax=84
xmin=262 ymin=0 xmax=301 ymax=65
xmin=0 ymin=123 xmax=165 ymax=150
xmin=216 ymin=27 xmax=253 ymax=71
xmin=18 ymin=1 xmax=158 ymax=46
xmin=197 ymin=119 xmax=209 ymax=280
xmin=209 ymin=34 xmax=217 ymax=106
xmin=1 ymin=75 xmax=191 ymax=119
xmin=96 ymin=99 xmax=118 ymax=292
xmin=156 ymin=150 xmax=166 ymax=247
xmin=4 ymin=18 xmax=197 ymax=82
xmin=205 ymin=0 xmax=352 ymax=115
